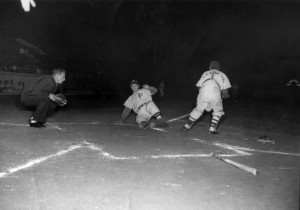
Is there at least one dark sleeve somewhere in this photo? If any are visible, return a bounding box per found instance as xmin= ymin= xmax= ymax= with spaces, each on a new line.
xmin=31 ymin=76 xmax=57 ymax=96
xmin=120 ymin=107 xmax=132 ymax=121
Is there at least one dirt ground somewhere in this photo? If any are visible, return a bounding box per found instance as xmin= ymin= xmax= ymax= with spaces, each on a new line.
xmin=0 ymin=95 xmax=299 ymax=210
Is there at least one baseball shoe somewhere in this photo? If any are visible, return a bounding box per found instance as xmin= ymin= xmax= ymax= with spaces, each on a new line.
xmin=29 ymin=122 xmax=46 ymax=128
xmin=140 ymin=121 xmax=150 ymax=129
xmin=209 ymin=130 xmax=219 ymax=135
xmin=29 ymin=119 xmax=46 ymax=128
xmin=181 ymin=126 xmax=189 ymax=132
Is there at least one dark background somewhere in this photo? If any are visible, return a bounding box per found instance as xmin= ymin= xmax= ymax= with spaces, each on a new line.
xmin=1 ymin=0 xmax=300 ymax=99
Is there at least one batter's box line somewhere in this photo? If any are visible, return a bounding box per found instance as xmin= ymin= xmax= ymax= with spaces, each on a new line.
xmin=0 ymin=140 xmax=240 ymax=179
xmin=214 ymin=142 xmax=300 ymax=157
xmin=191 ymin=138 xmax=300 ymax=157
xmin=84 ymin=141 xmax=241 ymax=160
xmin=114 ymin=122 xmax=167 ymax=132
xmin=0 ymin=122 xmax=100 ymax=131
xmin=0 ymin=144 xmax=82 ymax=179
xmin=191 ymin=138 xmax=252 ymax=156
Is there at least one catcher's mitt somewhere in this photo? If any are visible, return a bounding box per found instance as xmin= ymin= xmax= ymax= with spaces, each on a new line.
xmin=53 ymin=94 xmax=67 ymax=106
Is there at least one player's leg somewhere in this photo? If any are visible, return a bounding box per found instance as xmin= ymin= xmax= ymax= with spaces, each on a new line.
xmin=181 ymin=101 xmax=207 ymax=131
xmin=21 ymin=93 xmax=49 ymax=127
xmin=146 ymin=102 xmax=168 ymax=127
xmin=136 ymin=107 xmax=151 ymax=128
xmin=209 ymin=101 xmax=225 ymax=134
xmin=32 ymin=97 xmax=53 ymax=123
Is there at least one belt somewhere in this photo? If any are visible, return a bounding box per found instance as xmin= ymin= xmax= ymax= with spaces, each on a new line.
xmin=137 ymin=101 xmax=151 ymax=112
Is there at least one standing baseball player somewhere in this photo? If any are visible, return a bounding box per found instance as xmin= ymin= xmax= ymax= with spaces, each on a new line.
xmin=119 ymin=80 xmax=168 ymax=128
xmin=181 ymin=60 xmax=231 ymax=134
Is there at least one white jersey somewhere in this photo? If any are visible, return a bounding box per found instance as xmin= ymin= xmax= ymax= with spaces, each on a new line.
xmin=124 ymin=88 xmax=153 ymax=113
xmin=196 ymin=69 xmax=231 ymax=90
xmin=196 ymin=69 xmax=231 ymax=102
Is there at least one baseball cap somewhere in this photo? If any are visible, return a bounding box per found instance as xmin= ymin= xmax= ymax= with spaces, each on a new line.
xmin=130 ymin=80 xmax=139 ymax=86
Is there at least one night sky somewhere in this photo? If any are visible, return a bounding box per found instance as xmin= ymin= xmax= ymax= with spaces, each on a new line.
xmin=1 ymin=0 xmax=300 ymax=95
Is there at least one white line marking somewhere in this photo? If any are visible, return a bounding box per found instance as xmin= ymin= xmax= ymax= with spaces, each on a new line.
xmin=151 ymin=127 xmax=167 ymax=132
xmin=191 ymin=138 xmax=252 ymax=156
xmin=84 ymin=141 xmax=239 ymax=160
xmin=115 ymin=122 xmax=166 ymax=132
xmin=50 ymin=122 xmax=100 ymax=125
xmin=214 ymin=143 xmax=300 ymax=156
xmin=45 ymin=123 xmax=65 ymax=131
xmin=0 ymin=144 xmax=82 ymax=179
xmin=0 ymin=140 xmax=248 ymax=179
xmin=213 ymin=143 xmax=252 ymax=156
xmin=85 ymin=141 xmax=139 ymax=160
xmin=167 ymin=114 xmax=189 ymax=123
xmin=0 ymin=123 xmax=28 ymax=126
xmin=148 ymin=153 xmax=241 ymax=159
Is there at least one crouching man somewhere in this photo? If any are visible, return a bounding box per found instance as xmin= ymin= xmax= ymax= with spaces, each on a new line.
xmin=21 ymin=68 xmax=67 ymax=128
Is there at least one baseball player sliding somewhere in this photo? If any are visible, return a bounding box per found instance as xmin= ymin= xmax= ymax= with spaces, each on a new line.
xmin=182 ymin=60 xmax=231 ymax=134
xmin=119 ymin=80 xmax=168 ymax=128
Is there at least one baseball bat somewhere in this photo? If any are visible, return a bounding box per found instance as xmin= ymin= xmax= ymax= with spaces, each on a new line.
xmin=167 ymin=114 xmax=189 ymax=123
xmin=210 ymin=153 xmax=259 ymax=176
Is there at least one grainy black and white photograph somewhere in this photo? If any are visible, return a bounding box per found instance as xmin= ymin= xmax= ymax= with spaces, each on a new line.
xmin=0 ymin=0 xmax=299 ymax=209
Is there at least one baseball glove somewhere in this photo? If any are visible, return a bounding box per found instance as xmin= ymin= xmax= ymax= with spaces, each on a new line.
xmin=53 ymin=94 xmax=67 ymax=106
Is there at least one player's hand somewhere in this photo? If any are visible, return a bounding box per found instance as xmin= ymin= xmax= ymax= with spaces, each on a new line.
xmin=222 ymin=93 xmax=230 ymax=99
xmin=143 ymin=84 xmax=150 ymax=89
xmin=49 ymin=93 xmax=56 ymax=101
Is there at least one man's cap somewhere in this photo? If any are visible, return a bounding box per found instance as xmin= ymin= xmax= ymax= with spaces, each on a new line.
xmin=130 ymin=80 xmax=139 ymax=86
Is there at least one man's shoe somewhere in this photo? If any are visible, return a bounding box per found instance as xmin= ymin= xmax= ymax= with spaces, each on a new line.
xmin=29 ymin=121 xmax=46 ymax=128
xmin=209 ymin=130 xmax=219 ymax=135
xmin=140 ymin=121 xmax=150 ymax=129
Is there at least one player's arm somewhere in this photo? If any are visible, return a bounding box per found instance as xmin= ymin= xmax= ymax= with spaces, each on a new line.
xmin=120 ymin=107 xmax=132 ymax=122
xmin=143 ymin=84 xmax=157 ymax=95
xmin=221 ymin=89 xmax=230 ymax=99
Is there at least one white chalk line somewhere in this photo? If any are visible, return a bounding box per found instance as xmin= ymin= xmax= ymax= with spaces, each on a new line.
xmin=0 ymin=144 xmax=82 ymax=179
xmin=114 ymin=122 xmax=167 ymax=132
xmin=84 ymin=141 xmax=240 ymax=160
xmin=191 ymin=138 xmax=252 ymax=156
xmin=191 ymin=138 xmax=300 ymax=157
xmin=86 ymin=142 xmax=139 ymax=160
xmin=0 ymin=122 xmax=99 ymax=131
xmin=50 ymin=122 xmax=100 ymax=125
xmin=0 ymin=123 xmax=28 ymax=127
xmin=0 ymin=140 xmax=243 ymax=179
xmin=45 ymin=123 xmax=65 ymax=131
xmin=149 ymin=153 xmax=241 ymax=159
xmin=214 ymin=142 xmax=300 ymax=156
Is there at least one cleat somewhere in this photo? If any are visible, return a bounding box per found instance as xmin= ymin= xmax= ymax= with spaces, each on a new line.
xmin=140 ymin=121 xmax=150 ymax=129
xmin=181 ymin=127 xmax=189 ymax=132
xmin=149 ymin=122 xmax=156 ymax=128
xmin=209 ymin=130 xmax=219 ymax=135
xmin=29 ymin=122 xmax=46 ymax=128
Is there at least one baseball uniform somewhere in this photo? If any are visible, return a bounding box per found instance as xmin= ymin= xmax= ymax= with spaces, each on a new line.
xmin=182 ymin=61 xmax=231 ymax=134
xmin=124 ymin=87 xmax=161 ymax=125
